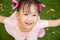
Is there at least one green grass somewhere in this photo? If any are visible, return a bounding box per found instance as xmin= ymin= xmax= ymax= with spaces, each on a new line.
xmin=0 ymin=0 xmax=60 ymax=40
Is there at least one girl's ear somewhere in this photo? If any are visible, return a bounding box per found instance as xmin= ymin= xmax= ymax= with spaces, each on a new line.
xmin=17 ymin=11 xmax=20 ymax=19
xmin=16 ymin=11 xmax=20 ymax=18
xmin=16 ymin=11 xmax=19 ymax=15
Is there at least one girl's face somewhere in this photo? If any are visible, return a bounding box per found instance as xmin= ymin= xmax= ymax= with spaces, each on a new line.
xmin=17 ymin=4 xmax=39 ymax=31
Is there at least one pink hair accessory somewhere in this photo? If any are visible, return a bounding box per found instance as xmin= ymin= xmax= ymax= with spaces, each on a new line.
xmin=12 ymin=0 xmax=19 ymax=10
xmin=39 ymin=3 xmax=46 ymax=12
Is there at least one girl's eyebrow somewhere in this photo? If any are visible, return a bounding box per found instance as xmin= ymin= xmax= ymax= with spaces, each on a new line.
xmin=31 ymin=12 xmax=38 ymax=14
xmin=24 ymin=11 xmax=29 ymax=13
xmin=24 ymin=11 xmax=38 ymax=13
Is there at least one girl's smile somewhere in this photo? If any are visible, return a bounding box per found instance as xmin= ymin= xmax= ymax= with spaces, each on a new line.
xmin=17 ymin=4 xmax=39 ymax=32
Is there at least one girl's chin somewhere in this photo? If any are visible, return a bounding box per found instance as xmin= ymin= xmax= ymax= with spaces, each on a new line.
xmin=25 ymin=26 xmax=33 ymax=30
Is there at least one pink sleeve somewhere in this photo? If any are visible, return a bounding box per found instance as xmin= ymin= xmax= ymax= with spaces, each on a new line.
xmin=4 ymin=17 xmax=12 ymax=26
xmin=38 ymin=28 xmax=45 ymax=38
xmin=38 ymin=20 xmax=48 ymax=38
xmin=40 ymin=20 xmax=49 ymax=28
xmin=4 ymin=11 xmax=16 ymax=23
xmin=36 ymin=17 xmax=49 ymax=38
xmin=4 ymin=11 xmax=17 ymax=27
xmin=3 ymin=11 xmax=17 ymax=37
xmin=37 ymin=20 xmax=49 ymax=28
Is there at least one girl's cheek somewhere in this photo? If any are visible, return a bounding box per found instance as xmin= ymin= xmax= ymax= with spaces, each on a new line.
xmin=33 ymin=17 xmax=38 ymax=22
xmin=22 ymin=16 xmax=28 ymax=21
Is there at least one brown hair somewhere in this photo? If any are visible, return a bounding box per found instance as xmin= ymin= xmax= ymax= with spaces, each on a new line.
xmin=17 ymin=0 xmax=41 ymax=14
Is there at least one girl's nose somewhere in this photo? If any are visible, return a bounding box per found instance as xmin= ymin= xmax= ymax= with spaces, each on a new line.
xmin=28 ymin=16 xmax=32 ymax=21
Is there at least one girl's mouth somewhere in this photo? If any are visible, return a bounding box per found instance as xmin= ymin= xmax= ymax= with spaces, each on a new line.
xmin=25 ymin=22 xmax=33 ymax=25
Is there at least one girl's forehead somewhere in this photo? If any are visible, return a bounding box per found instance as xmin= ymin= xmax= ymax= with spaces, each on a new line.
xmin=18 ymin=4 xmax=38 ymax=15
xmin=30 ymin=4 xmax=37 ymax=13
xmin=23 ymin=4 xmax=38 ymax=13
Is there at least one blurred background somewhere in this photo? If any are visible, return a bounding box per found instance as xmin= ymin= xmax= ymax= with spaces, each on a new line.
xmin=0 ymin=0 xmax=60 ymax=40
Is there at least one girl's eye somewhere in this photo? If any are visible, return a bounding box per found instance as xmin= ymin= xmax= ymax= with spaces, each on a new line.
xmin=33 ymin=15 xmax=36 ymax=16
xmin=24 ymin=14 xmax=28 ymax=16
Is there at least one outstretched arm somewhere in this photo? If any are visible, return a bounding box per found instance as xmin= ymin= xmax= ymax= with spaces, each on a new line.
xmin=0 ymin=16 xmax=6 ymax=23
xmin=48 ymin=19 xmax=60 ymax=27
xmin=38 ymin=19 xmax=60 ymax=38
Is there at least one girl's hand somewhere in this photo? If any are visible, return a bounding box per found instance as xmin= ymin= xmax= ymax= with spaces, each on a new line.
xmin=0 ymin=16 xmax=6 ymax=23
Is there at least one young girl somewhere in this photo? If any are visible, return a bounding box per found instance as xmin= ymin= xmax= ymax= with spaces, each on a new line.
xmin=0 ymin=0 xmax=60 ymax=40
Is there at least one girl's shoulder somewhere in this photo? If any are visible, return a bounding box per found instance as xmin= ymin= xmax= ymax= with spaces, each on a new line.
xmin=36 ymin=19 xmax=49 ymax=28
xmin=4 ymin=11 xmax=18 ymax=27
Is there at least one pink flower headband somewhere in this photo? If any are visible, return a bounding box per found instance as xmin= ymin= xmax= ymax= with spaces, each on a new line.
xmin=12 ymin=0 xmax=46 ymax=12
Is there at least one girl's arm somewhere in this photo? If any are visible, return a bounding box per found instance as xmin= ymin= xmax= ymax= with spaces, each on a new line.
xmin=0 ymin=16 xmax=6 ymax=23
xmin=48 ymin=19 xmax=60 ymax=27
